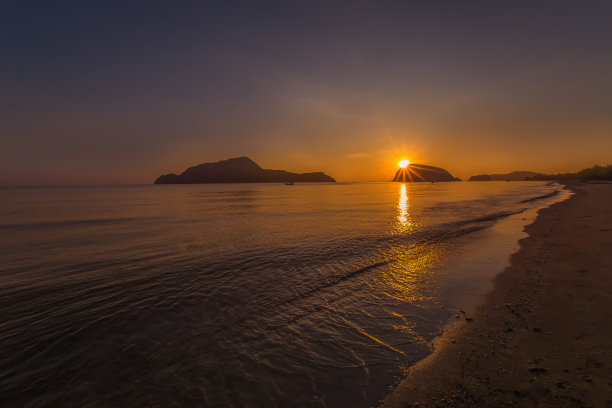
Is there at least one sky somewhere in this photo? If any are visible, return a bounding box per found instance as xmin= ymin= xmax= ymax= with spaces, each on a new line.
xmin=2 ymin=0 xmax=612 ymax=185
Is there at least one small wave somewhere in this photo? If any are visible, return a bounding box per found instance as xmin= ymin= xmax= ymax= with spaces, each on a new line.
xmin=519 ymin=190 xmax=559 ymax=203
xmin=460 ymin=210 xmax=525 ymax=225
xmin=279 ymin=208 xmax=525 ymax=310
xmin=0 ymin=217 xmax=145 ymax=231
xmin=292 ymin=261 xmax=390 ymax=302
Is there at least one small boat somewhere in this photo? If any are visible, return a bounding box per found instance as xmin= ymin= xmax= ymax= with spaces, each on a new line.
xmin=284 ymin=181 xmax=294 ymax=185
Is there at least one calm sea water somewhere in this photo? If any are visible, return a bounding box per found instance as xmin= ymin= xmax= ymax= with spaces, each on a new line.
xmin=0 ymin=182 xmax=566 ymax=407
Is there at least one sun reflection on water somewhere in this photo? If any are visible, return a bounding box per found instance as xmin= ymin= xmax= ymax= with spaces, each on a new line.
xmin=394 ymin=184 xmax=416 ymax=233
xmin=372 ymin=244 xmax=444 ymax=304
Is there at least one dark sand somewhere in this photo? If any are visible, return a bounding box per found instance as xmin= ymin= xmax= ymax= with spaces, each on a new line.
xmin=383 ymin=183 xmax=612 ymax=407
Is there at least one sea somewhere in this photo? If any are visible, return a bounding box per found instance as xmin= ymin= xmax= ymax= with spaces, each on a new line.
xmin=0 ymin=181 xmax=568 ymax=407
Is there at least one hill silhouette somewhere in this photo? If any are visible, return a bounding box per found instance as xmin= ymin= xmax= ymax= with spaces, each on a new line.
xmin=525 ymin=164 xmax=612 ymax=181
xmin=155 ymin=157 xmax=335 ymax=184
xmin=469 ymin=171 xmax=543 ymax=181
xmin=392 ymin=164 xmax=460 ymax=182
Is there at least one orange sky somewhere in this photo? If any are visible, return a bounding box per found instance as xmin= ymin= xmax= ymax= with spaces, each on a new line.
xmin=154 ymin=117 xmax=612 ymax=183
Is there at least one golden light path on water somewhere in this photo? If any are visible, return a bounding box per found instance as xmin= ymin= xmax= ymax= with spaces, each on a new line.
xmin=395 ymin=184 xmax=414 ymax=233
xmin=359 ymin=183 xmax=447 ymax=356
xmin=366 ymin=183 xmax=442 ymax=310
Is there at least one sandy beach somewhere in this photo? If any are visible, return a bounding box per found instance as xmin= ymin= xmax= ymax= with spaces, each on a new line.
xmin=383 ymin=182 xmax=612 ymax=407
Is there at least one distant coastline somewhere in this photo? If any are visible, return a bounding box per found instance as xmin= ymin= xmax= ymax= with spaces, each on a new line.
xmin=153 ymin=160 xmax=612 ymax=185
xmin=469 ymin=164 xmax=612 ymax=182
xmin=468 ymin=171 xmax=543 ymax=181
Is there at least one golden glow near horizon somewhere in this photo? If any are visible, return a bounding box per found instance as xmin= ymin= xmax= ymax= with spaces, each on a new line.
xmin=398 ymin=159 xmax=410 ymax=168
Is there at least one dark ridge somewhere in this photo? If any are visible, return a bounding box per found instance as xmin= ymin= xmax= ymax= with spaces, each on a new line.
xmin=525 ymin=164 xmax=612 ymax=181
xmin=468 ymin=171 xmax=543 ymax=181
xmin=469 ymin=174 xmax=492 ymax=181
xmin=392 ymin=164 xmax=460 ymax=182
xmin=155 ymin=157 xmax=335 ymax=184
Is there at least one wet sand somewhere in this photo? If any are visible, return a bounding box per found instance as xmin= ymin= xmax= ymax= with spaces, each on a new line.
xmin=383 ymin=182 xmax=612 ymax=407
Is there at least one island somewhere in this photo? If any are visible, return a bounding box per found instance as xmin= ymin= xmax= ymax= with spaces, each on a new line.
xmin=392 ymin=163 xmax=460 ymax=182
xmin=154 ymin=157 xmax=336 ymax=184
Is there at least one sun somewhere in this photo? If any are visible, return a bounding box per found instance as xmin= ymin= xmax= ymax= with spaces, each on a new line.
xmin=398 ymin=159 xmax=410 ymax=168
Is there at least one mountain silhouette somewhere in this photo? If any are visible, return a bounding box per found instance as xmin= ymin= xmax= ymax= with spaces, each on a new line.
xmin=468 ymin=171 xmax=543 ymax=181
xmin=392 ymin=164 xmax=460 ymax=182
xmin=525 ymin=164 xmax=612 ymax=181
xmin=155 ymin=157 xmax=335 ymax=184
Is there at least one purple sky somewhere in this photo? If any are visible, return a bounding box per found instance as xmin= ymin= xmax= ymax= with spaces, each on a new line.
xmin=2 ymin=1 xmax=611 ymax=184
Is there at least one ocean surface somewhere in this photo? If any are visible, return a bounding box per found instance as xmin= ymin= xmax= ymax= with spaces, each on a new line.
xmin=0 ymin=182 xmax=567 ymax=408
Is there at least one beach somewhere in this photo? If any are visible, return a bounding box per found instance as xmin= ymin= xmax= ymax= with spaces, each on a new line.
xmin=383 ymin=182 xmax=612 ymax=407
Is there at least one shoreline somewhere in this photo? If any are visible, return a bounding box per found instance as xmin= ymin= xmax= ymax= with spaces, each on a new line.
xmin=382 ymin=182 xmax=612 ymax=407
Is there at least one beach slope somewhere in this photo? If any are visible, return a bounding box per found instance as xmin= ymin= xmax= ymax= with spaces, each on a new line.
xmin=383 ymin=183 xmax=612 ymax=407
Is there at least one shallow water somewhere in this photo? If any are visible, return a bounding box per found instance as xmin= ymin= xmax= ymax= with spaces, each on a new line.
xmin=0 ymin=182 xmax=566 ymax=407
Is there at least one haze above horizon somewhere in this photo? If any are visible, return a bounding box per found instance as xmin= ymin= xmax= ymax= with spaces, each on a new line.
xmin=2 ymin=1 xmax=612 ymax=185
